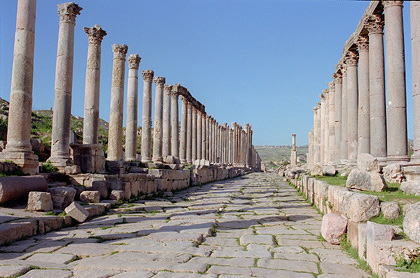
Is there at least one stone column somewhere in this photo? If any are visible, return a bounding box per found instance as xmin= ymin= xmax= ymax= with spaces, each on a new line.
xmin=141 ymin=70 xmax=154 ymax=163
xmin=320 ymin=92 xmax=326 ymax=163
xmin=49 ymin=3 xmax=82 ymax=167
xmin=384 ymin=0 xmax=409 ymax=162
xmin=365 ymin=14 xmax=387 ymax=160
xmin=290 ymin=133 xmax=297 ymax=167
xmin=170 ymin=89 xmax=179 ymax=159
xmin=328 ymin=82 xmax=336 ymax=161
xmin=341 ymin=66 xmax=348 ymax=160
xmin=212 ymin=120 xmax=217 ymax=163
xmin=180 ymin=96 xmax=188 ymax=163
xmin=201 ymin=113 xmax=206 ymax=160
xmin=345 ymin=50 xmax=359 ymax=162
xmin=411 ymin=1 xmax=420 ymax=162
xmin=312 ymin=106 xmax=320 ymax=164
xmin=192 ymin=107 xmax=197 ymax=161
xmin=308 ymin=130 xmax=314 ymax=168
xmin=186 ymin=102 xmax=192 ymax=163
xmin=333 ymin=72 xmax=342 ymax=162
xmin=125 ymin=54 xmax=141 ymax=161
xmin=82 ymin=25 xmax=106 ymax=145
xmin=197 ymin=111 xmax=202 ymax=160
xmin=207 ymin=117 xmax=212 ymax=162
xmin=107 ymin=44 xmax=128 ymax=161
xmin=162 ymin=85 xmax=172 ymax=158
xmin=0 ymin=0 xmax=38 ymax=174
xmin=356 ymin=36 xmax=370 ymax=155
xmin=152 ymin=77 xmax=165 ymax=162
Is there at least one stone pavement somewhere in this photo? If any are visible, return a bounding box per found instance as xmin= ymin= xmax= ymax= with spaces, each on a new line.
xmin=0 ymin=173 xmax=370 ymax=278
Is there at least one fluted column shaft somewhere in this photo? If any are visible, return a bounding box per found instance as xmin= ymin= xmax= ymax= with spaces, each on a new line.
xmin=411 ymin=1 xmax=420 ymax=162
xmin=1 ymin=0 xmax=38 ymax=174
xmin=366 ymin=15 xmax=387 ymax=160
xmin=346 ymin=51 xmax=359 ymax=162
xmin=170 ymin=90 xmax=179 ymax=158
xmin=313 ymin=107 xmax=320 ymax=164
xmin=83 ymin=25 xmax=106 ymax=145
xmin=107 ymin=44 xmax=127 ymax=161
xmin=141 ymin=70 xmax=154 ymax=163
xmin=186 ymin=103 xmax=192 ymax=163
xmin=152 ymin=77 xmax=165 ymax=162
xmin=384 ymin=0 xmax=408 ymax=162
xmin=180 ymin=97 xmax=188 ymax=163
xmin=201 ymin=114 xmax=206 ymax=159
xmin=50 ymin=3 xmax=82 ymax=165
xmin=341 ymin=68 xmax=348 ymax=159
xmin=328 ymin=83 xmax=336 ymax=162
xmin=320 ymin=94 xmax=326 ymax=163
xmin=192 ymin=107 xmax=197 ymax=161
xmin=197 ymin=111 xmax=202 ymax=160
xmin=162 ymin=85 xmax=171 ymax=158
xmin=125 ymin=55 xmax=141 ymax=161
xmin=357 ymin=37 xmax=370 ymax=155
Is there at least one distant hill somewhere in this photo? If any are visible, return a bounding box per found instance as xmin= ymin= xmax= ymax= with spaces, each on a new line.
xmin=255 ymin=145 xmax=308 ymax=168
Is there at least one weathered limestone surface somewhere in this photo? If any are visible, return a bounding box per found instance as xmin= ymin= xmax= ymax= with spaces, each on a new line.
xmin=0 ymin=173 xmax=368 ymax=277
xmin=357 ymin=36 xmax=370 ymax=155
xmin=0 ymin=176 xmax=47 ymax=204
xmin=162 ymin=85 xmax=172 ymax=159
xmin=27 ymin=192 xmax=53 ymax=211
xmin=141 ymin=70 xmax=154 ymax=163
xmin=49 ymin=3 xmax=82 ymax=167
xmin=152 ymin=77 xmax=165 ymax=162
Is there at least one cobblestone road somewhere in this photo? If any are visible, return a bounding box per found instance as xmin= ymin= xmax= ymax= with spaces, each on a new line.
xmin=0 ymin=173 xmax=370 ymax=278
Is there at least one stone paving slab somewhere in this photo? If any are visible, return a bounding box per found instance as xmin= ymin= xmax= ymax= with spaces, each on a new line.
xmin=0 ymin=173 xmax=371 ymax=277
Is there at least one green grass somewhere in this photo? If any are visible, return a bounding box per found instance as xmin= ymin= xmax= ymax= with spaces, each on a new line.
xmin=360 ymin=182 xmax=420 ymax=202
xmin=340 ymin=235 xmax=378 ymax=277
xmin=313 ymin=175 xmax=347 ymax=186
xmin=369 ymin=212 xmax=404 ymax=226
xmin=395 ymin=254 xmax=420 ymax=273
xmin=40 ymin=161 xmax=58 ymax=173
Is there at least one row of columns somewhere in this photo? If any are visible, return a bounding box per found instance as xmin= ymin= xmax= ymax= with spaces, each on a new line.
xmin=309 ymin=0 xmax=420 ymax=167
xmin=0 ymin=0 xmax=261 ymax=173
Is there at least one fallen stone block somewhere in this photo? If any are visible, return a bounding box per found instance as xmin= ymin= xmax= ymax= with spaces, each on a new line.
xmin=27 ymin=191 xmax=53 ymax=211
xmin=0 ymin=175 xmax=47 ymax=203
xmin=346 ymin=168 xmax=386 ymax=192
xmin=38 ymin=216 xmax=64 ymax=234
xmin=357 ymin=153 xmax=380 ymax=173
xmin=344 ymin=193 xmax=380 ymax=222
xmin=322 ymin=165 xmax=336 ymax=176
xmin=64 ymin=202 xmax=89 ymax=223
xmin=381 ymin=201 xmax=400 ymax=220
xmin=0 ymin=220 xmax=37 ymax=245
xmin=366 ymin=221 xmax=395 ymax=272
xmin=400 ymin=181 xmax=420 ymax=196
xmin=79 ymin=190 xmax=100 ymax=203
xmin=110 ymin=190 xmax=124 ymax=201
xmin=310 ymin=164 xmax=323 ymax=176
xmin=49 ymin=186 xmax=77 ymax=210
xmin=403 ymin=201 xmax=420 ymax=243
xmin=321 ymin=213 xmax=347 ymax=245
xmin=88 ymin=180 xmax=109 ymax=199
xmin=382 ymin=163 xmax=404 ymax=183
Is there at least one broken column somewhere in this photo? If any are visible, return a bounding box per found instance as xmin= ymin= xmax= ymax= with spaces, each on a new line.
xmin=49 ymin=2 xmax=82 ymax=167
xmin=141 ymin=70 xmax=154 ymax=163
xmin=125 ymin=54 xmax=141 ymax=161
xmin=107 ymin=44 xmax=128 ymax=161
xmin=0 ymin=0 xmax=39 ymax=174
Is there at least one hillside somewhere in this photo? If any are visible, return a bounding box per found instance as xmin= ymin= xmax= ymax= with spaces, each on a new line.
xmin=255 ymin=145 xmax=308 ymax=168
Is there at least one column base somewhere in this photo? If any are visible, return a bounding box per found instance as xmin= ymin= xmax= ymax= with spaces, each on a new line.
xmin=70 ymin=144 xmax=105 ymax=173
xmin=47 ymin=155 xmax=72 ymax=169
xmin=387 ymin=155 xmax=410 ymax=164
xmin=0 ymin=150 xmax=39 ymax=175
xmin=152 ymin=156 xmax=163 ymax=163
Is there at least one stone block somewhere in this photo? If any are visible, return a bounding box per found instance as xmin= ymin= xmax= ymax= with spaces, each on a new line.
xmin=382 ymin=163 xmax=404 ymax=183
xmin=381 ymin=201 xmax=400 ymax=220
xmin=0 ymin=220 xmax=37 ymax=245
xmin=357 ymin=223 xmax=367 ymax=259
xmin=38 ymin=216 xmax=64 ymax=234
xmin=110 ymin=190 xmax=124 ymax=201
xmin=347 ymin=220 xmax=359 ymax=250
xmin=64 ymin=202 xmax=89 ymax=223
xmin=346 ymin=169 xmax=386 ymax=192
xmin=310 ymin=164 xmax=323 ymax=176
xmin=49 ymin=186 xmax=77 ymax=210
xmin=88 ymin=180 xmax=109 ymax=199
xmin=400 ymin=181 xmax=420 ymax=196
xmin=0 ymin=175 xmax=48 ymax=203
xmin=321 ymin=213 xmax=347 ymax=245
xmin=344 ymin=193 xmax=380 ymax=222
xmin=322 ymin=165 xmax=336 ymax=176
xmin=79 ymin=191 xmax=100 ymax=203
xmin=357 ymin=153 xmax=380 ymax=173
xmin=403 ymin=201 xmax=420 ymax=243
xmin=366 ymin=221 xmax=395 ymax=272
xmin=64 ymin=165 xmax=80 ymax=175
xmin=27 ymin=191 xmax=53 ymax=211
xmin=70 ymin=144 xmax=106 ymax=173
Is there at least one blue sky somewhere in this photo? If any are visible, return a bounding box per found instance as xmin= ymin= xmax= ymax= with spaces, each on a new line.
xmin=0 ymin=0 xmax=414 ymax=146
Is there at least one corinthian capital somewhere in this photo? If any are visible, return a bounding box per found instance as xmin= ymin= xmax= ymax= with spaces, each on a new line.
xmin=57 ymin=2 xmax=82 ymax=24
xmin=154 ymin=77 xmax=166 ymax=86
xmin=112 ymin=44 xmax=128 ymax=59
xmin=364 ymin=14 xmax=384 ymax=34
xmin=333 ymin=72 xmax=342 ymax=83
xmin=356 ymin=36 xmax=369 ymax=52
xmin=142 ymin=70 xmax=154 ymax=81
xmin=84 ymin=25 xmax=107 ymax=45
xmin=383 ymin=0 xmax=403 ymax=8
xmin=128 ymin=54 xmax=141 ymax=69
xmin=328 ymin=82 xmax=335 ymax=91
xmin=345 ymin=50 xmax=358 ymax=66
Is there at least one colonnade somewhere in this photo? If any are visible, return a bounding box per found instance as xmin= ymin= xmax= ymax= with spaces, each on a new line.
xmin=0 ymin=0 xmax=262 ymax=173
xmin=308 ymin=0 xmax=420 ymax=167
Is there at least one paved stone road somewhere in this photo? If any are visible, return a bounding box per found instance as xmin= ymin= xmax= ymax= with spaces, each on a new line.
xmin=0 ymin=173 xmax=370 ymax=278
